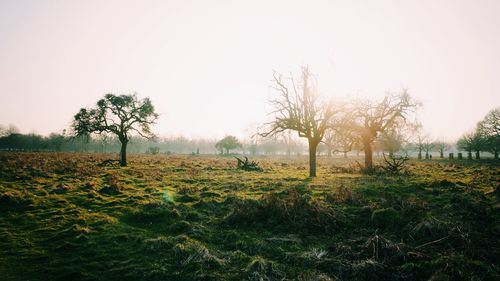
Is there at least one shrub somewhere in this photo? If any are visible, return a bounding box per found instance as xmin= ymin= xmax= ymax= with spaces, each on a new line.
xmin=371 ymin=208 xmax=402 ymax=229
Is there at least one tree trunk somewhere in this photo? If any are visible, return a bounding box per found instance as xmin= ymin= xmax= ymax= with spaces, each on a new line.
xmin=120 ymin=140 xmax=128 ymax=166
xmin=440 ymin=151 xmax=444 ymax=158
xmin=418 ymin=151 xmax=422 ymax=160
xmin=308 ymin=139 xmax=318 ymax=177
xmin=363 ymin=139 xmax=373 ymax=171
xmin=475 ymin=151 xmax=480 ymax=159
xmin=467 ymin=151 xmax=472 ymax=160
xmin=495 ymin=151 xmax=499 ymax=159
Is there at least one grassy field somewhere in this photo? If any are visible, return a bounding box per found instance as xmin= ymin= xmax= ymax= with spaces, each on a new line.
xmin=0 ymin=152 xmax=499 ymax=281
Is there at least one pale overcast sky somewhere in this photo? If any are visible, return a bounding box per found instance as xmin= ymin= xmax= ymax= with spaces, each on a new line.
xmin=0 ymin=0 xmax=499 ymax=141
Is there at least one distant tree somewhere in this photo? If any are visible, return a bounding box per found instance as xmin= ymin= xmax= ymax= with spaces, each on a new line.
xmin=469 ymin=131 xmax=485 ymax=159
xmin=434 ymin=139 xmax=450 ymax=159
xmin=483 ymin=135 xmax=499 ymax=159
xmin=378 ymin=122 xmax=410 ymax=157
xmin=7 ymin=124 xmax=19 ymax=135
xmin=215 ymin=135 xmax=242 ymax=155
xmin=422 ymin=139 xmax=434 ymax=159
xmin=0 ymin=133 xmax=24 ymax=150
xmin=72 ymin=93 xmax=158 ymax=166
xmin=48 ymin=133 xmax=66 ymax=151
xmin=457 ymin=132 xmax=474 ymax=159
xmin=323 ymin=126 xmax=357 ymax=158
xmin=26 ymin=132 xmax=45 ymax=151
xmin=281 ymin=130 xmax=293 ymax=157
xmin=352 ymin=90 xmax=419 ymax=170
xmin=260 ymin=66 xmax=339 ymax=177
xmin=414 ymin=134 xmax=426 ymax=160
xmin=477 ymin=107 xmax=500 ymax=159
xmin=0 ymin=125 xmax=6 ymax=137
xmin=0 ymin=124 xmax=19 ymax=137
xmin=95 ymin=133 xmax=112 ymax=153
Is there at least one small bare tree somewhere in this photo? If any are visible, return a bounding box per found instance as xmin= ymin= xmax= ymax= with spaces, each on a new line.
xmin=378 ymin=119 xmax=412 ymax=157
xmin=434 ymin=139 xmax=449 ymax=159
xmin=382 ymin=152 xmax=410 ymax=174
xmin=261 ymin=66 xmax=338 ymax=177
xmin=422 ymin=138 xmax=434 ymax=159
xmin=322 ymin=125 xmax=357 ymax=158
xmin=457 ymin=132 xmax=474 ymax=159
xmin=352 ymin=90 xmax=419 ymax=170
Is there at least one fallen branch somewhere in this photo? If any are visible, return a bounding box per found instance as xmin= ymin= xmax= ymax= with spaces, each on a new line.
xmin=97 ymin=159 xmax=120 ymax=167
xmin=415 ymin=235 xmax=450 ymax=249
xmin=234 ymin=156 xmax=263 ymax=172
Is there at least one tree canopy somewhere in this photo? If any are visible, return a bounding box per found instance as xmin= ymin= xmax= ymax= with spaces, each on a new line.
xmin=72 ymin=93 xmax=158 ymax=166
xmin=215 ymin=135 xmax=242 ymax=154
xmin=261 ymin=66 xmax=340 ymax=177
xmin=351 ymin=90 xmax=420 ymax=170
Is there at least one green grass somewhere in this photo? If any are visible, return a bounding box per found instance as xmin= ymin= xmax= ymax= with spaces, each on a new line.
xmin=0 ymin=152 xmax=499 ymax=280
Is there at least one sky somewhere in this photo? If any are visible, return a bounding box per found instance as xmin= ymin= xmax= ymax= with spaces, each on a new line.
xmin=0 ymin=0 xmax=499 ymax=141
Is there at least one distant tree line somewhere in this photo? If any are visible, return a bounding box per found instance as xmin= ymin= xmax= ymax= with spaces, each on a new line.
xmin=0 ymin=125 xmax=310 ymax=155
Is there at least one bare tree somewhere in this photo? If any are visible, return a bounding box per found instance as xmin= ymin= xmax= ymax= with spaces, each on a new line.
xmin=72 ymin=93 xmax=158 ymax=166
xmin=322 ymin=126 xmax=357 ymax=158
xmin=422 ymin=139 xmax=434 ymax=159
xmin=378 ymin=119 xmax=413 ymax=157
xmin=352 ymin=90 xmax=419 ymax=170
xmin=457 ymin=132 xmax=474 ymax=160
xmin=434 ymin=139 xmax=450 ymax=159
xmin=261 ymin=66 xmax=339 ymax=177
xmin=470 ymin=131 xmax=485 ymax=159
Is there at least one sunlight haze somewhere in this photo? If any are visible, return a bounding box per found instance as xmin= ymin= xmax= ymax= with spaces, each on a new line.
xmin=1 ymin=0 xmax=499 ymax=141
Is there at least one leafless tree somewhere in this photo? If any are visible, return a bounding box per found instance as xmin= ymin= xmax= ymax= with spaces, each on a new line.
xmin=422 ymin=139 xmax=434 ymax=159
xmin=414 ymin=133 xmax=429 ymax=160
xmin=378 ymin=119 xmax=414 ymax=157
xmin=261 ymin=66 xmax=340 ymax=177
xmin=322 ymin=125 xmax=357 ymax=158
xmin=352 ymin=90 xmax=419 ymax=170
xmin=457 ymin=131 xmax=485 ymax=159
xmin=434 ymin=139 xmax=450 ymax=159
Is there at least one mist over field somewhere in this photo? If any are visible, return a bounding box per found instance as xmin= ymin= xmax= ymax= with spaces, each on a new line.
xmin=0 ymin=1 xmax=499 ymax=281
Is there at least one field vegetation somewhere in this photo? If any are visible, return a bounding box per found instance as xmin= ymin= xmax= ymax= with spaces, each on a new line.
xmin=1 ymin=152 xmax=498 ymax=280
